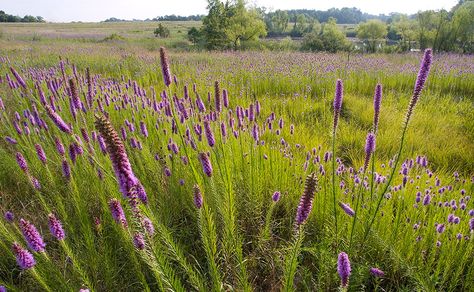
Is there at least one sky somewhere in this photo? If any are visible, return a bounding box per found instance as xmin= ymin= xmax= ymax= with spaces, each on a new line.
xmin=1 ymin=0 xmax=459 ymax=22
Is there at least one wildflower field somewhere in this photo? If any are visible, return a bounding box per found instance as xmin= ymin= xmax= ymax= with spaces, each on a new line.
xmin=0 ymin=39 xmax=473 ymax=291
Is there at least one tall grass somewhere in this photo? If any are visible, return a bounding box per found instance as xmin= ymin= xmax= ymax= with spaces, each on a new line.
xmin=0 ymin=45 xmax=473 ymax=291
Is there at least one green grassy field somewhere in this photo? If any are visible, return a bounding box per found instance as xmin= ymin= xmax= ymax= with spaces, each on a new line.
xmin=0 ymin=25 xmax=473 ymax=291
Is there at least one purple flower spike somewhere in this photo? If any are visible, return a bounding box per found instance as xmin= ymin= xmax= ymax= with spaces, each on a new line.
xmin=295 ymin=173 xmax=318 ymax=225
xmin=198 ymin=152 xmax=213 ymax=177
xmin=16 ymin=152 xmax=28 ymax=172
xmin=406 ymin=49 xmax=432 ymax=123
xmin=10 ymin=67 xmax=27 ymax=88
xmin=333 ymin=79 xmax=343 ymax=132
xmin=363 ymin=132 xmax=376 ymax=171
xmin=160 ymin=47 xmax=172 ymax=87
xmin=338 ymin=202 xmax=355 ymax=217
xmin=193 ymin=184 xmax=203 ymax=209
xmin=4 ymin=211 xmax=14 ymax=223
xmin=48 ymin=213 xmax=65 ymax=241
xmin=5 ymin=136 xmax=17 ymax=145
xmin=337 ymin=252 xmax=351 ymax=288
xmin=44 ymin=104 xmax=72 ymax=134
xmin=143 ymin=217 xmax=155 ymax=236
xmin=370 ymin=267 xmax=384 ymax=277
xmin=133 ymin=233 xmax=145 ymax=250
xmin=12 ymin=242 xmax=36 ymax=270
xmin=204 ymin=120 xmax=215 ymax=147
xmin=373 ymin=84 xmax=382 ymax=132
xmin=272 ymin=191 xmax=281 ymax=202
xmin=19 ymin=218 xmax=46 ymax=252
xmin=35 ymin=144 xmax=47 ymax=164
xmin=109 ymin=198 xmax=128 ymax=227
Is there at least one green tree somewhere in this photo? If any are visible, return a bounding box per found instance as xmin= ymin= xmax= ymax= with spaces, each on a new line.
xmin=393 ymin=16 xmax=418 ymax=51
xmin=416 ymin=10 xmax=437 ymax=50
xmin=450 ymin=1 xmax=474 ymax=53
xmin=202 ymin=0 xmax=266 ymax=50
xmin=271 ymin=10 xmax=289 ymax=34
xmin=202 ymin=0 xmax=231 ymax=49
xmin=319 ymin=18 xmax=349 ymax=52
xmin=154 ymin=23 xmax=170 ymax=38
xmin=291 ymin=14 xmax=306 ymax=37
xmin=357 ymin=19 xmax=387 ymax=53
xmin=187 ymin=27 xmax=202 ymax=45
xmin=225 ymin=0 xmax=266 ymax=49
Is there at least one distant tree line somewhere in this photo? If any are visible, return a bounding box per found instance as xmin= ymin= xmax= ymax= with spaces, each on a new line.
xmin=0 ymin=11 xmax=45 ymax=22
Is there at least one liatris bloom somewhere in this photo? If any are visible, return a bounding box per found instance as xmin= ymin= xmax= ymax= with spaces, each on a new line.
xmin=198 ymin=152 xmax=213 ymax=177
xmin=363 ymin=132 xmax=376 ymax=171
xmin=214 ymin=81 xmax=221 ymax=112
xmin=272 ymin=191 xmax=281 ymax=202
xmin=252 ymin=123 xmax=259 ymax=142
xmin=203 ymin=120 xmax=215 ymax=147
xmin=370 ymin=267 xmax=384 ymax=277
xmin=0 ymin=285 xmax=6 ymax=292
xmin=333 ymin=79 xmax=343 ymax=132
xmin=295 ymin=173 xmax=318 ymax=225
xmin=373 ymin=84 xmax=382 ymax=133
xmin=16 ymin=152 xmax=28 ymax=172
xmin=44 ymin=104 xmax=72 ymax=134
xmin=143 ymin=217 xmax=155 ymax=236
xmin=19 ymin=218 xmax=46 ymax=252
xmin=223 ymin=89 xmax=229 ymax=107
xmin=159 ymin=47 xmax=172 ymax=87
xmin=109 ymin=198 xmax=128 ymax=227
xmin=55 ymin=137 xmax=65 ymax=156
xmin=140 ymin=121 xmax=148 ymax=138
xmin=406 ymin=49 xmax=433 ymax=123
xmin=423 ymin=194 xmax=431 ymax=206
xmin=48 ymin=213 xmax=65 ymax=240
xmin=338 ymin=202 xmax=355 ymax=217
xmin=5 ymin=136 xmax=17 ymax=144
xmin=436 ymin=223 xmax=445 ymax=233
xmin=12 ymin=242 xmax=36 ymax=270
xmin=337 ymin=252 xmax=351 ymax=288
xmin=35 ymin=144 xmax=47 ymax=164
xmin=4 ymin=211 xmax=14 ymax=222
xmin=69 ymin=78 xmax=81 ymax=110
xmin=469 ymin=218 xmax=474 ymax=231
xmin=10 ymin=67 xmax=27 ymax=88
xmin=133 ymin=233 xmax=145 ymax=250
xmin=193 ymin=184 xmax=203 ymax=209
xmin=95 ymin=115 xmax=142 ymax=199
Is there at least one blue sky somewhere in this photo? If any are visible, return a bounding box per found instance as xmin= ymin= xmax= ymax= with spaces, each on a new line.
xmin=1 ymin=0 xmax=459 ymax=22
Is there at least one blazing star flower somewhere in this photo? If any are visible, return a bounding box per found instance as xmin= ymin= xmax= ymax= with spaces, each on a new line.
xmin=4 ymin=211 xmax=14 ymax=223
xmin=143 ymin=217 xmax=155 ymax=236
xmin=198 ymin=152 xmax=213 ymax=177
xmin=193 ymin=184 xmax=204 ymax=209
xmin=373 ymin=83 xmax=382 ymax=132
xmin=159 ymin=47 xmax=172 ymax=87
xmin=333 ymin=79 xmax=343 ymax=132
xmin=295 ymin=173 xmax=318 ymax=225
xmin=406 ymin=49 xmax=433 ymax=123
xmin=363 ymin=132 xmax=376 ymax=171
xmin=19 ymin=219 xmax=46 ymax=252
xmin=370 ymin=267 xmax=384 ymax=277
xmin=12 ymin=242 xmax=36 ymax=270
xmin=338 ymin=202 xmax=355 ymax=217
xmin=109 ymin=198 xmax=128 ymax=227
xmin=272 ymin=191 xmax=281 ymax=202
xmin=133 ymin=233 xmax=145 ymax=250
xmin=337 ymin=252 xmax=351 ymax=288
xmin=48 ymin=213 xmax=65 ymax=240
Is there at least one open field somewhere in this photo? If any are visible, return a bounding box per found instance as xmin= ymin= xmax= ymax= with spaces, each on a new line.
xmin=0 ymin=32 xmax=474 ymax=291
